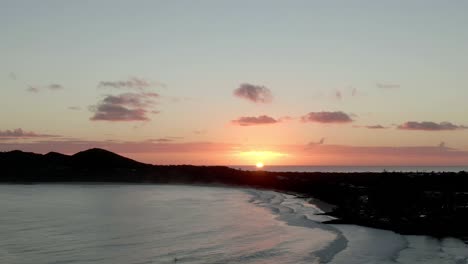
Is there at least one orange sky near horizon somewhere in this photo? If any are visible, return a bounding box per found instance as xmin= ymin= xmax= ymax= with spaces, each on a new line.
xmin=2 ymin=1 xmax=468 ymax=166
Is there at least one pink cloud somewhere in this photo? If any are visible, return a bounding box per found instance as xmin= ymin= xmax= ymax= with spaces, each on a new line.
xmin=231 ymin=115 xmax=279 ymax=126
xmin=301 ymin=111 xmax=353 ymax=124
xmin=398 ymin=121 xmax=467 ymax=131
xmin=0 ymin=128 xmax=59 ymax=138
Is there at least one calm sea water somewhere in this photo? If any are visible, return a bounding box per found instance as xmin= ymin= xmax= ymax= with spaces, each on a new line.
xmin=1 ymin=185 xmax=467 ymax=264
xmin=231 ymin=165 xmax=468 ymax=173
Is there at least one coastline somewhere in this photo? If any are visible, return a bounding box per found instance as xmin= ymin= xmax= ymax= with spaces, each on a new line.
xmin=2 ymin=148 xmax=468 ymax=241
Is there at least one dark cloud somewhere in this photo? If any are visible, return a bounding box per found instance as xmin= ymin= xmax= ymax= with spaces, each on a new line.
xmin=301 ymin=111 xmax=353 ymax=124
xmin=376 ymin=82 xmax=400 ymax=89
xmin=0 ymin=128 xmax=59 ymax=138
xmin=90 ymin=104 xmax=149 ymax=121
xmin=398 ymin=121 xmax=467 ymax=131
xmin=90 ymin=93 xmax=159 ymax=122
xmin=98 ymin=77 xmax=164 ymax=90
xmin=233 ymin=83 xmax=273 ymax=103
xmin=231 ymin=115 xmax=279 ymax=126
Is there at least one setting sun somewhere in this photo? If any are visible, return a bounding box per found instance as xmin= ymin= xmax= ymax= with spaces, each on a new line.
xmin=235 ymin=151 xmax=288 ymax=165
xmin=256 ymin=162 xmax=264 ymax=169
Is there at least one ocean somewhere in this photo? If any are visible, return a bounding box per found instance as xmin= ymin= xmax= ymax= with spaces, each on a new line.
xmin=231 ymin=165 xmax=468 ymax=173
xmin=1 ymin=185 xmax=467 ymax=264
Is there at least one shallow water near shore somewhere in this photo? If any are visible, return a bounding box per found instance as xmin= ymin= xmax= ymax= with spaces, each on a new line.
xmin=0 ymin=185 xmax=467 ymax=264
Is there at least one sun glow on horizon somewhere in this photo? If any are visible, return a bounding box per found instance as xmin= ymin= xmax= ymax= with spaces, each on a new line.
xmin=235 ymin=150 xmax=288 ymax=165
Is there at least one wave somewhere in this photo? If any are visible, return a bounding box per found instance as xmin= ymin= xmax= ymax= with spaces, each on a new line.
xmin=246 ymin=189 xmax=468 ymax=264
xmin=245 ymin=190 xmax=347 ymax=263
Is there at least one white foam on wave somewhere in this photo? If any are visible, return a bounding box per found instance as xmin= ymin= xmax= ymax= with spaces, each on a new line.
xmin=247 ymin=189 xmax=468 ymax=264
xmin=246 ymin=190 xmax=348 ymax=263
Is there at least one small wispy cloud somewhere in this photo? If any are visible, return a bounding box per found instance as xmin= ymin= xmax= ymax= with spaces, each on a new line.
xmin=301 ymin=111 xmax=354 ymax=124
xmin=233 ymin=83 xmax=273 ymax=103
xmin=231 ymin=115 xmax=279 ymax=126
xmin=335 ymin=90 xmax=342 ymax=100
xmin=8 ymin=72 xmax=17 ymax=80
xmin=26 ymin=86 xmax=40 ymax=93
xmin=68 ymin=106 xmax=81 ymax=111
xmin=376 ymin=82 xmax=400 ymax=89
xmin=0 ymin=128 xmax=60 ymax=139
xmin=25 ymin=83 xmax=64 ymax=93
xmin=98 ymin=77 xmax=165 ymax=90
xmin=308 ymin=137 xmax=326 ymax=146
xmin=366 ymin=125 xmax=387 ymax=129
xmin=48 ymin=84 xmax=64 ymax=90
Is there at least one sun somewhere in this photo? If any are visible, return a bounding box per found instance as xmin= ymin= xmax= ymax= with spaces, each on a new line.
xmin=256 ymin=162 xmax=264 ymax=169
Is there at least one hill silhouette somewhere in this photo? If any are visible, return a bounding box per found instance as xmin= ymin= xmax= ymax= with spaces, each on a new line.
xmin=1 ymin=148 xmax=468 ymax=240
xmin=71 ymin=148 xmax=145 ymax=169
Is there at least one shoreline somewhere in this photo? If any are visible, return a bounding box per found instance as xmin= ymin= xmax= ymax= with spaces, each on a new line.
xmin=2 ymin=148 xmax=468 ymax=242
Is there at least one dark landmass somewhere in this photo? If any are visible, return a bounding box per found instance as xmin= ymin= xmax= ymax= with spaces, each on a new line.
xmin=2 ymin=148 xmax=468 ymax=240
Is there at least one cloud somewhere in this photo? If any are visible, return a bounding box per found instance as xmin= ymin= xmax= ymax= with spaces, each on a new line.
xmin=301 ymin=111 xmax=353 ymax=124
xmin=48 ymin=84 xmax=64 ymax=90
xmin=26 ymin=83 xmax=64 ymax=93
xmin=146 ymin=138 xmax=177 ymax=143
xmin=366 ymin=125 xmax=387 ymax=129
xmin=351 ymin=87 xmax=358 ymax=96
xmin=376 ymin=82 xmax=400 ymax=89
xmin=0 ymin=128 xmax=59 ymax=138
xmin=335 ymin=90 xmax=342 ymax=100
xmin=68 ymin=106 xmax=81 ymax=111
xmin=233 ymin=83 xmax=273 ymax=103
xmin=398 ymin=121 xmax=467 ymax=131
xmin=90 ymin=93 xmax=159 ymax=122
xmin=26 ymin=86 xmax=40 ymax=93
xmin=308 ymin=138 xmax=325 ymax=146
xmin=231 ymin=115 xmax=279 ymax=126
xmin=98 ymin=77 xmax=164 ymax=90
xmin=8 ymin=72 xmax=16 ymax=80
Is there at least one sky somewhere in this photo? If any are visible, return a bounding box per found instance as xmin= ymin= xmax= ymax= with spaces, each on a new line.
xmin=1 ymin=0 xmax=468 ymax=166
